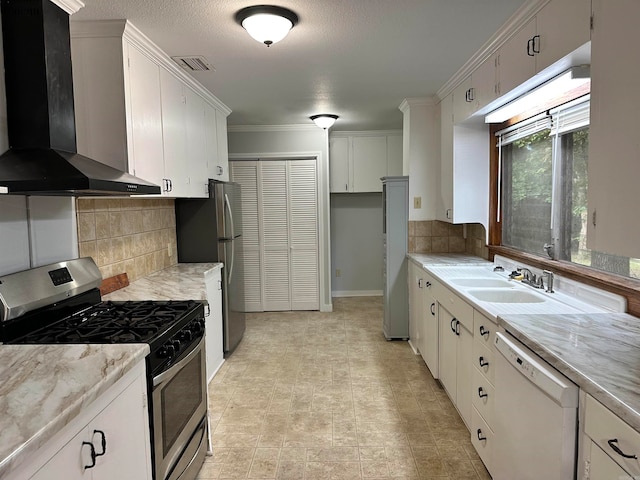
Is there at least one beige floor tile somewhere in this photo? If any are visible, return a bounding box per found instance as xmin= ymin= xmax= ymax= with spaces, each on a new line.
xmin=197 ymin=298 xmax=488 ymax=479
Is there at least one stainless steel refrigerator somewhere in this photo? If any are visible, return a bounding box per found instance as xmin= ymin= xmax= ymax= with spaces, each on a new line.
xmin=175 ymin=180 xmax=245 ymax=354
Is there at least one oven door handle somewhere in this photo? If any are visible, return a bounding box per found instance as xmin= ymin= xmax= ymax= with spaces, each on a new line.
xmin=153 ymin=336 xmax=204 ymax=387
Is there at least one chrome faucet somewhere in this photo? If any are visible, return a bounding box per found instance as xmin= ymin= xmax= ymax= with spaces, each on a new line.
xmin=543 ymin=270 xmax=555 ymax=293
xmin=517 ymin=268 xmax=544 ymax=289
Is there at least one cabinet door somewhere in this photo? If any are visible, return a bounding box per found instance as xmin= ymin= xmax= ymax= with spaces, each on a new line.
xmin=204 ymin=104 xmax=220 ymax=181
xmin=329 ymin=137 xmax=350 ymax=192
xmin=452 ymin=76 xmax=473 ymax=124
xmin=126 ymin=44 xmax=164 ymax=190
xmin=535 ymin=0 xmax=591 ymax=73
xmin=90 ymin=375 xmax=151 ymax=480
xmin=589 ymin=441 xmax=630 ymax=480
xmin=159 ymin=69 xmax=189 ymax=197
xmin=587 ymin=0 xmax=640 ymax=258
xmin=497 ymin=19 xmax=536 ymax=97
xmin=439 ymin=95 xmax=454 ymax=222
xmin=456 ymin=322 xmax=473 ymax=428
xmin=386 ymin=134 xmax=403 ymax=176
xmin=472 ymin=54 xmax=497 ymax=112
xmin=438 ymin=305 xmax=457 ymax=402
xmin=186 ymin=89 xmax=209 ymax=198
xmin=408 ymin=263 xmax=421 ymax=352
xmin=352 ymin=136 xmax=387 ymax=192
xmin=30 ymin=427 xmax=91 ymax=480
xmin=215 ymin=109 xmax=229 ymax=182
xmin=420 ymin=280 xmax=438 ymax=378
xmin=204 ymin=267 xmax=224 ymax=383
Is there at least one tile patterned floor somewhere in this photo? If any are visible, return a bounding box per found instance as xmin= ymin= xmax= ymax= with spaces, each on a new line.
xmin=198 ymin=297 xmax=491 ymax=479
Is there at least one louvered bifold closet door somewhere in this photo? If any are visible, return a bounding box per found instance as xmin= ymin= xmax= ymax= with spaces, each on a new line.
xmin=260 ymin=161 xmax=291 ymax=310
xmin=230 ymin=161 xmax=262 ymax=312
xmin=288 ymin=160 xmax=319 ymax=310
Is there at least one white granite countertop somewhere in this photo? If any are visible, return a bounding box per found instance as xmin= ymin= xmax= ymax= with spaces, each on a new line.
xmin=0 ymin=343 xmax=148 ymax=478
xmin=498 ymin=312 xmax=640 ymax=433
xmin=103 ymin=263 xmax=222 ymax=302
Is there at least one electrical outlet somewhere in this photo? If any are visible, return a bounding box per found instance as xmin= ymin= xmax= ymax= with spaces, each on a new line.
xmin=413 ymin=196 xmax=422 ymax=209
xmin=336 ymin=269 xmax=341 ymax=277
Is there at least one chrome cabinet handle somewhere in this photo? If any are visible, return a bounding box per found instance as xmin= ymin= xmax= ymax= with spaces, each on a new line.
xmin=478 ymin=387 xmax=488 ymax=399
xmin=477 ymin=429 xmax=486 ymax=441
xmin=608 ymin=439 xmax=638 ymax=459
xmin=478 ymin=356 xmax=489 ymax=368
xmin=93 ymin=430 xmax=107 ymax=457
xmin=479 ymin=326 xmax=489 ymax=337
xmin=83 ymin=441 xmax=97 ymax=469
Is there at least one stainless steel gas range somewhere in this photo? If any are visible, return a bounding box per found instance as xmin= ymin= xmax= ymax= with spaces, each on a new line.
xmin=0 ymin=258 xmax=207 ymax=480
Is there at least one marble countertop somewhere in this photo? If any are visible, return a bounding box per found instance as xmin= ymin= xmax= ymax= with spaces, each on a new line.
xmin=0 ymin=343 xmax=148 ymax=478
xmin=103 ymin=263 xmax=222 ymax=302
xmin=407 ymin=253 xmax=491 ymax=268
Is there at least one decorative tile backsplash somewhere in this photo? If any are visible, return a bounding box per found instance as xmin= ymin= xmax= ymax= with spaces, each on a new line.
xmin=76 ymin=198 xmax=178 ymax=282
xmin=408 ymin=220 xmax=488 ymax=259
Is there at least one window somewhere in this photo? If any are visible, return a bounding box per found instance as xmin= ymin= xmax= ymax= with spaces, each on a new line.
xmin=498 ymin=96 xmax=640 ymax=279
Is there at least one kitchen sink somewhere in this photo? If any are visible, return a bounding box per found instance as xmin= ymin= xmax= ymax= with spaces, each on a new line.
xmin=450 ymin=278 xmax=513 ymax=288
xmin=467 ymin=288 xmax=546 ymax=304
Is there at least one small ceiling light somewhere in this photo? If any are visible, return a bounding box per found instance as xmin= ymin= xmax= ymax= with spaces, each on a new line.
xmin=236 ymin=5 xmax=299 ymax=47
xmin=310 ymin=114 xmax=339 ymax=129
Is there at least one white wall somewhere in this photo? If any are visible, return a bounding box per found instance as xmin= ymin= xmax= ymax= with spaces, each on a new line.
xmin=399 ymin=98 xmax=440 ymax=221
xmin=227 ymin=125 xmax=332 ymax=312
xmin=330 ymin=193 xmax=383 ymax=296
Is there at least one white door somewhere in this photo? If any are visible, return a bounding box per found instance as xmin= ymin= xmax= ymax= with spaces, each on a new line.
xmin=230 ymin=161 xmax=262 ymax=312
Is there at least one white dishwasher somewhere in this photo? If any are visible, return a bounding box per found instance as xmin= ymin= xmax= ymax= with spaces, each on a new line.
xmin=493 ymin=330 xmax=579 ymax=480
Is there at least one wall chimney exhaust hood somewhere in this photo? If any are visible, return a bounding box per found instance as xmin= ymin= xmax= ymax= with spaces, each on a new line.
xmin=0 ymin=0 xmax=161 ymax=196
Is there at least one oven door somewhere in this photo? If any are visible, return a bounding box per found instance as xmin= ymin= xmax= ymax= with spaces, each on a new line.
xmin=152 ymin=335 xmax=207 ymax=480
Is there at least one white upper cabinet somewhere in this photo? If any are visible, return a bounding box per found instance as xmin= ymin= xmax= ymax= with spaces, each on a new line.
xmin=70 ymin=20 xmax=231 ymax=197
xmin=439 ymin=94 xmax=489 ymax=226
xmin=329 ymin=137 xmax=350 ymax=193
xmin=472 ymin=54 xmax=499 ymax=114
xmin=496 ymin=0 xmax=591 ymax=98
xmin=329 ymin=132 xmax=402 ymax=193
xmin=587 ymin=0 xmax=640 ymax=258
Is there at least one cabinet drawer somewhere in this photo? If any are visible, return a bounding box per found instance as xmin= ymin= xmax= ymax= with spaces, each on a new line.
xmin=471 ymin=406 xmax=493 ymax=474
xmin=473 ymin=340 xmax=494 ymax=385
xmin=435 ymin=284 xmax=473 ymax=331
xmin=589 ymin=440 xmax=632 ymax=480
xmin=472 ymin=367 xmax=494 ymax=427
xmin=473 ymin=310 xmax=496 ymax=347
xmin=585 ymin=394 xmax=640 ymax=477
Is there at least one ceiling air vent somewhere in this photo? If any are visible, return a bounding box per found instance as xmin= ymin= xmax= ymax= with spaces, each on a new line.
xmin=171 ymin=56 xmax=214 ymax=72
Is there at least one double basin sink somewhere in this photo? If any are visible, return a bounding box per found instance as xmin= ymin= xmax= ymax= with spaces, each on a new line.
xmin=449 ymin=277 xmax=545 ymax=304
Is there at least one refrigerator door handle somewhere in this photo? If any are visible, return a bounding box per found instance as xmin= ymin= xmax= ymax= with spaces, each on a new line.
xmin=224 ymin=193 xmax=235 ymax=283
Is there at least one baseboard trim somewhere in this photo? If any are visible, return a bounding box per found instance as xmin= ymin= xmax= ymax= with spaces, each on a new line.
xmin=331 ymin=290 xmax=383 ymax=297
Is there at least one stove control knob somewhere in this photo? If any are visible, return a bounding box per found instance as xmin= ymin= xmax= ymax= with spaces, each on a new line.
xmin=159 ymin=344 xmax=176 ymax=358
xmin=180 ymin=329 xmax=193 ymax=342
xmin=191 ymin=321 xmax=203 ymax=335
xmin=171 ymin=339 xmax=182 ymax=351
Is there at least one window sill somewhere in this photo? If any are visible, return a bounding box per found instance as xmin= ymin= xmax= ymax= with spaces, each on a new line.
xmin=488 ymin=245 xmax=640 ymax=317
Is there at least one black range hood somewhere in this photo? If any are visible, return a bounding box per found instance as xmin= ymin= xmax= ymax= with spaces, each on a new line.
xmin=0 ymin=0 xmax=160 ymax=196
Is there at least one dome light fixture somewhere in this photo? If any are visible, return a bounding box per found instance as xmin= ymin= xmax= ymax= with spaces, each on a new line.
xmin=235 ymin=5 xmax=299 ymax=47
xmin=310 ymin=114 xmax=339 ymax=129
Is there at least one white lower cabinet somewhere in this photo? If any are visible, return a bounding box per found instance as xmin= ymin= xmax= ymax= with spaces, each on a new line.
xmin=204 ymin=265 xmax=224 ymax=383
xmin=408 ymin=263 xmax=438 ymax=378
xmin=581 ymin=393 xmax=640 ymax=479
xmin=437 ymin=296 xmax=473 ymax=428
xmin=24 ymin=362 xmax=151 ymax=480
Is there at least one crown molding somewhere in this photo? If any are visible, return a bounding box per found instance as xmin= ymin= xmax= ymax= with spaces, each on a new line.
xmin=398 ymin=97 xmax=437 ymax=113
xmin=436 ymin=0 xmax=550 ymax=101
xmin=52 ymin=0 xmax=84 ymax=15
xmin=70 ymin=19 xmax=232 ymax=116
xmin=227 ymin=124 xmax=320 ymax=133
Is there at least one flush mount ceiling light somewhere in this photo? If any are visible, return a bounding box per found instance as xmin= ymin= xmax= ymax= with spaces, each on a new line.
xmin=310 ymin=114 xmax=339 ymax=129
xmin=235 ymin=5 xmax=299 ymax=47
xmin=485 ymin=65 xmax=591 ymax=123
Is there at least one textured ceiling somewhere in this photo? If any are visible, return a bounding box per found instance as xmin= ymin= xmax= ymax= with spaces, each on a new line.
xmin=72 ymin=0 xmax=528 ymax=131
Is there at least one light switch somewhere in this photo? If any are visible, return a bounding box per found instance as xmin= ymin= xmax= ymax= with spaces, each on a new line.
xmin=413 ymin=196 xmax=422 ymax=209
